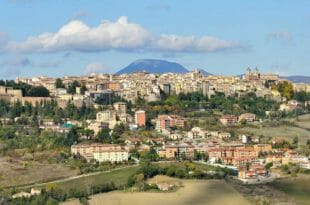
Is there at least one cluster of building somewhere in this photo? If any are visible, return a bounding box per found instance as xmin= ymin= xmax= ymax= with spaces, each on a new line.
xmin=2 ymin=68 xmax=309 ymax=183
xmin=87 ymin=102 xmax=146 ymax=134
xmin=8 ymin=68 xmax=308 ymax=107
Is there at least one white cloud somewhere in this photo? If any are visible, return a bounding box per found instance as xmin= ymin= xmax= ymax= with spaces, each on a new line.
xmin=154 ymin=35 xmax=241 ymax=52
xmin=84 ymin=63 xmax=108 ymax=74
xmin=4 ymin=16 xmax=246 ymax=53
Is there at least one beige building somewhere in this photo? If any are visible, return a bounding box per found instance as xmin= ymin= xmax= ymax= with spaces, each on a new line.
xmin=96 ymin=110 xmax=117 ymax=129
xmin=113 ymin=102 xmax=127 ymax=115
xmin=71 ymin=143 xmax=128 ymax=162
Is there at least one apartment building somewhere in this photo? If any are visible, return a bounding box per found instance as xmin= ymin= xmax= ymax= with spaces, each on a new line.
xmin=155 ymin=114 xmax=186 ymax=131
xmin=135 ymin=110 xmax=146 ymax=127
xmin=208 ymin=146 xmax=258 ymax=167
xmin=71 ymin=143 xmax=128 ymax=162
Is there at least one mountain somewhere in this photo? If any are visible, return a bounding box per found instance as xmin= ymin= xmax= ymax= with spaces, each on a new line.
xmin=195 ymin=69 xmax=212 ymax=76
xmin=116 ymin=59 xmax=189 ymax=74
xmin=281 ymin=76 xmax=310 ymax=83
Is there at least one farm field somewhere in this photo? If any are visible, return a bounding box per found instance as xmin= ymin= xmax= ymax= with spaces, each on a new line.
xmin=61 ymin=177 xmax=251 ymax=205
xmin=268 ymin=174 xmax=310 ymax=205
xmin=238 ymin=125 xmax=310 ymax=145
xmin=0 ymin=157 xmax=78 ymax=188
xmin=295 ymin=121 xmax=310 ymax=130
xmin=53 ymin=166 xmax=139 ymax=192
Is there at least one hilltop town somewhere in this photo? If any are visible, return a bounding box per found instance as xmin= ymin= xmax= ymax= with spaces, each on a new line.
xmin=0 ymin=67 xmax=310 ymax=204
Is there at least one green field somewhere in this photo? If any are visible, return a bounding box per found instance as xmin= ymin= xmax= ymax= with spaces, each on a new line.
xmin=52 ymin=166 xmax=139 ymax=192
xmin=269 ymin=175 xmax=310 ymax=205
xmin=61 ymin=178 xmax=250 ymax=205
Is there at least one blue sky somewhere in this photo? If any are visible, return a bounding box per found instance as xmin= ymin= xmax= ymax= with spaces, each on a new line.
xmin=0 ymin=0 xmax=309 ymax=78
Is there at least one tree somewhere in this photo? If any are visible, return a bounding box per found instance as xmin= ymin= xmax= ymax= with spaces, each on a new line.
xmin=175 ymin=168 xmax=185 ymax=178
xmin=111 ymin=123 xmax=128 ymax=143
xmin=141 ymin=147 xmax=159 ymax=161
xmin=276 ymin=81 xmax=294 ymax=100
xmin=265 ymin=162 xmax=273 ymax=170
xmin=80 ymin=84 xmax=88 ymax=95
xmin=27 ymin=86 xmax=50 ymax=97
xmin=97 ymin=128 xmax=111 ymax=143
xmin=55 ymin=78 xmax=65 ymax=88
xmin=65 ymin=127 xmax=79 ymax=146
xmin=67 ymin=80 xmax=80 ymax=94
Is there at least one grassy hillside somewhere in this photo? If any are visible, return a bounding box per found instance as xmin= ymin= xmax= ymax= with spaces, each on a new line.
xmin=269 ymin=175 xmax=310 ymax=205
xmin=53 ymin=166 xmax=139 ymax=192
xmin=61 ymin=179 xmax=250 ymax=205
xmin=238 ymin=125 xmax=310 ymax=145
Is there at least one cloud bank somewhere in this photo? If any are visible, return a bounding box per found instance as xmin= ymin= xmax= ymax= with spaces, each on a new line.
xmin=3 ymin=16 xmax=247 ymax=54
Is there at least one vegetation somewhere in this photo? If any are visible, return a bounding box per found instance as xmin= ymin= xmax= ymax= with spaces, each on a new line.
xmin=0 ymin=80 xmax=50 ymax=97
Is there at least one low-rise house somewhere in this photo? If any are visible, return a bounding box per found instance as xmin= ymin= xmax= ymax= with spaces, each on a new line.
xmin=157 ymin=182 xmax=173 ymax=191
xmin=147 ymin=137 xmax=165 ymax=145
xmin=87 ymin=121 xmax=108 ymax=135
xmin=218 ymin=132 xmax=231 ymax=139
xmin=219 ymin=115 xmax=238 ymax=126
xmin=12 ymin=192 xmax=32 ymax=199
xmin=240 ymin=135 xmax=259 ymax=144
xmin=282 ymin=150 xmax=309 ymax=165
xmin=125 ymin=138 xmax=141 ymax=145
xmin=239 ymin=113 xmax=256 ymax=123
xmin=12 ymin=188 xmax=41 ymax=199
xmin=279 ymin=100 xmax=302 ymax=112
xmin=187 ymin=127 xmax=206 ymax=139
xmin=238 ymin=164 xmax=268 ymax=180
xmin=266 ymin=154 xmax=282 ymax=165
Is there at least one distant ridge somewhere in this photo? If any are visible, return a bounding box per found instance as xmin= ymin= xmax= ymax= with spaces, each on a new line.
xmin=116 ymin=59 xmax=189 ymax=74
xmin=195 ymin=69 xmax=212 ymax=76
xmin=281 ymin=75 xmax=310 ymax=83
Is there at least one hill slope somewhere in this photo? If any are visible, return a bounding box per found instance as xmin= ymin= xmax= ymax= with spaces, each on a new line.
xmin=116 ymin=59 xmax=189 ymax=74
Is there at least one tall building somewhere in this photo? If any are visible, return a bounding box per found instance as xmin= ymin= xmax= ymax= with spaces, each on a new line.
xmin=135 ymin=110 xmax=146 ymax=127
